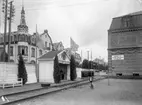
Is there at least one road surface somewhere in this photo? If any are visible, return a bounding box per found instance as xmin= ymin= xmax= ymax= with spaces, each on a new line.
xmin=12 ymin=79 xmax=142 ymax=105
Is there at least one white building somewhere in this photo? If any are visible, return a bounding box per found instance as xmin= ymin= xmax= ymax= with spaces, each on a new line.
xmin=38 ymin=50 xmax=70 ymax=83
xmin=0 ymin=7 xmax=53 ymax=63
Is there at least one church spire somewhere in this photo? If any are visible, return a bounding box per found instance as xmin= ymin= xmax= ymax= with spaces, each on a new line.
xmin=17 ymin=4 xmax=28 ymax=33
xmin=20 ymin=6 xmax=26 ymax=25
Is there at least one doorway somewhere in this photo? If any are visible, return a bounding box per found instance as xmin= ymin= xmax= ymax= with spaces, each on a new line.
xmin=59 ymin=64 xmax=67 ymax=80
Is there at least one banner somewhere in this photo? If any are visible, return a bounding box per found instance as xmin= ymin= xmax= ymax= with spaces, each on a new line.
xmin=70 ymin=37 xmax=79 ymax=51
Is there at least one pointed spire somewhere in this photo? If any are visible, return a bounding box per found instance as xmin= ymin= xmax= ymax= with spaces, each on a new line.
xmin=17 ymin=0 xmax=28 ymax=33
xmin=21 ymin=6 xmax=25 ymax=14
xmin=20 ymin=6 xmax=26 ymax=25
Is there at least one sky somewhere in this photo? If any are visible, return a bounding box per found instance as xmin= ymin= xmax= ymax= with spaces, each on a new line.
xmin=0 ymin=0 xmax=142 ymax=62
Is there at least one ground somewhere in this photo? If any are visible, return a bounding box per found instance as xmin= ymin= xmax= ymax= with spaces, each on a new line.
xmin=13 ymin=79 xmax=142 ymax=105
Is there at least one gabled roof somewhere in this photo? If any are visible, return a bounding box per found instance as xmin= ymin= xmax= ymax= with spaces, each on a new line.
xmin=38 ymin=50 xmax=62 ymax=60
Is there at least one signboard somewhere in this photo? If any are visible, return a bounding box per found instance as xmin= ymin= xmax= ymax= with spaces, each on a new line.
xmin=112 ymin=55 xmax=124 ymax=60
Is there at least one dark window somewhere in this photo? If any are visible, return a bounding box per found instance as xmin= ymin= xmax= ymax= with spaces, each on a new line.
xmin=25 ymin=35 xmax=27 ymax=42
xmin=19 ymin=34 xmax=25 ymax=41
xmin=45 ymin=42 xmax=47 ymax=48
xmin=22 ymin=48 xmax=25 ymax=55
xmin=31 ymin=48 xmax=35 ymax=57
xmin=18 ymin=46 xmax=28 ymax=56
xmin=10 ymin=46 xmax=13 ymax=56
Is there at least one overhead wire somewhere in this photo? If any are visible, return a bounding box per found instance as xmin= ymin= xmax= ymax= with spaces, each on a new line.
xmin=14 ymin=0 xmax=99 ymax=11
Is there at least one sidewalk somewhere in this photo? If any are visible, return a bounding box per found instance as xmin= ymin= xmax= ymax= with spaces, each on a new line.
xmin=0 ymin=78 xmax=87 ymax=97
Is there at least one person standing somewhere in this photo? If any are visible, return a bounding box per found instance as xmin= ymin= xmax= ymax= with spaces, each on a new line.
xmin=89 ymin=76 xmax=94 ymax=89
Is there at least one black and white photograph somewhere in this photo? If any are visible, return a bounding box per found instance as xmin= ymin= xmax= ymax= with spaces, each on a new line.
xmin=0 ymin=0 xmax=142 ymax=105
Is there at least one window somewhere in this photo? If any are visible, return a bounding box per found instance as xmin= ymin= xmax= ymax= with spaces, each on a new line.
xmin=31 ymin=48 xmax=35 ymax=57
xmin=11 ymin=36 xmax=14 ymax=42
xmin=18 ymin=46 xmax=28 ymax=56
xmin=10 ymin=46 xmax=13 ymax=56
xmin=39 ymin=50 xmax=42 ymax=56
xmin=123 ymin=16 xmax=132 ymax=28
xmin=45 ymin=42 xmax=47 ymax=48
xmin=25 ymin=35 xmax=27 ymax=42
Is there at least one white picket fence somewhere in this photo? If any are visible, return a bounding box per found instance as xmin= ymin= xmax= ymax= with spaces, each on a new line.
xmin=0 ymin=62 xmax=37 ymax=87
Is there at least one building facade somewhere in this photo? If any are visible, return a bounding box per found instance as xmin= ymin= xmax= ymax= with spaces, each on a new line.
xmin=108 ymin=11 xmax=142 ymax=75
xmin=53 ymin=41 xmax=64 ymax=51
xmin=0 ymin=7 xmax=53 ymax=63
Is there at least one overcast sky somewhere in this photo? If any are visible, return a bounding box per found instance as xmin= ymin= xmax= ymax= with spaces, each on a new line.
xmin=0 ymin=0 xmax=142 ymax=62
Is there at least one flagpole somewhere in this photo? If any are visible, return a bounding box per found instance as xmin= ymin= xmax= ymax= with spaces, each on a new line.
xmin=35 ymin=24 xmax=38 ymax=82
xmin=81 ymin=49 xmax=82 ymax=62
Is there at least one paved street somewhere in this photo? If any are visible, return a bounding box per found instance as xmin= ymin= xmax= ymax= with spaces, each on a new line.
xmin=10 ymin=79 xmax=142 ymax=105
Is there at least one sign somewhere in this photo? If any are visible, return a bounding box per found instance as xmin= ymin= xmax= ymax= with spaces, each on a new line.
xmin=112 ymin=55 xmax=124 ymax=60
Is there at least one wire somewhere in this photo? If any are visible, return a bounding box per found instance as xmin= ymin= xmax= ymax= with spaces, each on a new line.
xmin=14 ymin=0 xmax=99 ymax=11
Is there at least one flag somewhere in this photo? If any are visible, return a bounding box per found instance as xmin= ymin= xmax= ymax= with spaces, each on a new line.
xmin=70 ymin=37 xmax=79 ymax=51
xmin=35 ymin=25 xmax=44 ymax=49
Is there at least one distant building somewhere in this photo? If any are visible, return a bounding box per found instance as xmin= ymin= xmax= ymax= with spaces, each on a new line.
xmin=0 ymin=7 xmax=53 ymax=63
xmin=108 ymin=11 xmax=142 ymax=75
xmin=53 ymin=41 xmax=64 ymax=51
xmin=65 ymin=48 xmax=81 ymax=63
xmin=94 ymin=58 xmax=105 ymax=65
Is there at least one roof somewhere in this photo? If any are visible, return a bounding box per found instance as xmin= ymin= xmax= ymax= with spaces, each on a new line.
xmin=53 ymin=42 xmax=63 ymax=51
xmin=38 ymin=50 xmax=62 ymax=60
xmin=109 ymin=11 xmax=142 ymax=31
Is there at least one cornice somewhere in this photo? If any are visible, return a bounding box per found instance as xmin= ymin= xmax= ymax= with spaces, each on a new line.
xmin=108 ymin=27 xmax=142 ymax=33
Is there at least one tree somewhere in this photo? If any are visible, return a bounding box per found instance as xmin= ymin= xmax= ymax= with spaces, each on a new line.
xmin=70 ymin=55 xmax=77 ymax=81
xmin=53 ymin=55 xmax=61 ymax=83
xmin=0 ymin=51 xmax=8 ymax=62
xmin=18 ymin=54 xmax=27 ymax=85
xmin=88 ymin=61 xmax=94 ymax=69
xmin=82 ymin=59 xmax=89 ymax=69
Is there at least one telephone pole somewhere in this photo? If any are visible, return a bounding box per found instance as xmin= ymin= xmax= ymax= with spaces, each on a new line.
xmin=3 ymin=0 xmax=8 ymax=62
xmin=87 ymin=50 xmax=89 ymax=61
xmin=7 ymin=1 xmax=13 ymax=62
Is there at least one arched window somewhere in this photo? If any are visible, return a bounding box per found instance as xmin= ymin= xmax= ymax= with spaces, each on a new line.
xmin=25 ymin=35 xmax=27 ymax=42
xmin=10 ymin=46 xmax=13 ymax=56
xmin=18 ymin=46 xmax=28 ymax=56
xmin=30 ymin=60 xmax=35 ymax=64
xmin=31 ymin=48 xmax=35 ymax=57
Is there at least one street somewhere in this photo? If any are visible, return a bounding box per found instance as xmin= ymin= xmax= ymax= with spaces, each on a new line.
xmin=12 ymin=79 xmax=142 ymax=105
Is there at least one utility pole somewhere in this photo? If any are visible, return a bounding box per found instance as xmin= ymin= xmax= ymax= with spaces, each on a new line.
xmin=35 ymin=24 xmax=39 ymax=82
xmin=7 ymin=1 xmax=13 ymax=62
xmin=91 ymin=50 xmax=92 ymax=69
xmin=87 ymin=50 xmax=89 ymax=61
xmin=3 ymin=0 xmax=8 ymax=62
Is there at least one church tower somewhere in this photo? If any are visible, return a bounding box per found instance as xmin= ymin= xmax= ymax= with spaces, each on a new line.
xmin=17 ymin=6 xmax=28 ymax=33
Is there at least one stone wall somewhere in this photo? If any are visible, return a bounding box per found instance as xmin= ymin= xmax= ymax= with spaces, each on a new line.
xmin=0 ymin=62 xmax=37 ymax=84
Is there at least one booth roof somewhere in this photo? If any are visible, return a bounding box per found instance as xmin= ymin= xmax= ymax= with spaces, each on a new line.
xmin=38 ymin=50 xmax=62 ymax=60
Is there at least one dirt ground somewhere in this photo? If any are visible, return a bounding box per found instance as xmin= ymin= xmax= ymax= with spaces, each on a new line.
xmin=14 ymin=79 xmax=142 ymax=105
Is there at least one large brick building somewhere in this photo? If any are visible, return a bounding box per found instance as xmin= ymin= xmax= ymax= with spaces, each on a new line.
xmin=108 ymin=11 xmax=142 ymax=75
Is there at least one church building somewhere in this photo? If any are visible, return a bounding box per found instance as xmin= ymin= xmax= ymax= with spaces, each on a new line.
xmin=108 ymin=11 xmax=142 ymax=76
xmin=0 ymin=7 xmax=53 ymax=63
